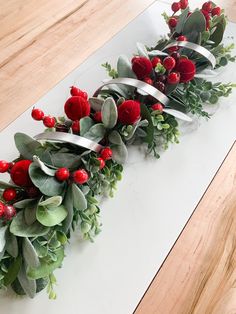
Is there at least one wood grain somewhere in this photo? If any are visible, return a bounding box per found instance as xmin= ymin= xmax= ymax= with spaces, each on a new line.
xmin=0 ymin=0 xmax=154 ymax=131
xmin=135 ymin=142 xmax=236 ymax=314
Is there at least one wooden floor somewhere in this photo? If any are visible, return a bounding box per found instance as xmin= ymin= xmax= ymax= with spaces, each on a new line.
xmin=1 ymin=0 xmax=236 ymax=313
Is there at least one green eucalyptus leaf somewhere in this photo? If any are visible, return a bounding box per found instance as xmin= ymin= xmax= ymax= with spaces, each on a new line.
xmin=108 ymin=130 xmax=123 ymax=145
xmin=39 ymin=196 xmax=62 ymax=208
xmin=88 ymin=97 xmax=104 ymax=111
xmin=29 ymin=163 xmax=66 ymax=197
xmin=0 ymin=226 xmax=8 ymax=253
xmin=72 ymin=184 xmax=87 ymax=211
xmin=83 ymin=123 xmax=106 ymax=142
xmin=209 ymin=22 xmax=224 ymax=46
xmin=5 ymin=231 xmax=18 ymax=258
xmin=36 ymin=278 xmax=48 ymax=293
xmin=175 ymin=8 xmax=189 ymax=34
xmin=27 ymin=248 xmax=64 ymax=280
xmin=183 ymin=10 xmax=206 ymax=41
xmin=0 ymin=181 xmax=19 ymax=190
xmin=62 ymin=186 xmax=74 ymax=233
xmin=79 ymin=117 xmax=94 ymax=136
xmin=111 ymin=142 xmax=128 ymax=164
xmin=24 ymin=206 xmax=37 ymax=225
xmin=10 ymin=211 xmax=49 ymax=237
xmin=14 ymin=133 xmax=42 ymax=159
xmin=36 ymin=205 xmax=67 ymax=227
xmin=101 ymin=97 xmax=118 ymax=129
xmin=117 ymin=55 xmax=136 ymax=78
xmin=136 ymin=42 xmax=149 ymax=58
xmin=32 ymin=156 xmax=56 ymax=176
xmin=4 ymin=256 xmax=22 ymax=286
xmin=14 ymin=198 xmax=37 ymax=209
xmin=140 ymin=104 xmax=154 ymax=146
xmin=17 ymin=263 xmax=36 ymax=299
xmin=22 ymin=238 xmax=40 ymax=268
xmin=49 ymin=152 xmax=81 ymax=169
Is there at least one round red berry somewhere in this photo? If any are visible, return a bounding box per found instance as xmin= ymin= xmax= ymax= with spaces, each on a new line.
xmin=70 ymin=86 xmax=88 ymax=100
xmin=72 ymin=120 xmax=80 ymax=134
xmin=163 ymin=56 xmax=176 ymax=71
xmin=43 ymin=116 xmax=56 ymax=128
xmin=171 ymin=2 xmax=180 ymax=12
xmin=3 ymin=188 xmax=17 ymax=202
xmin=167 ymin=72 xmax=180 ymax=84
xmin=100 ymin=147 xmax=113 ymax=161
xmin=168 ymin=46 xmax=179 ymax=53
xmin=73 ymin=169 xmax=89 ymax=185
xmin=168 ymin=17 xmax=178 ymax=28
xmin=0 ymin=202 xmax=5 ymax=218
xmin=151 ymin=103 xmax=163 ymax=112
xmin=10 ymin=160 xmax=33 ymax=187
xmin=143 ymin=77 xmax=153 ymax=85
xmin=155 ymin=81 xmax=166 ymax=93
xmin=64 ymin=96 xmax=90 ymax=121
xmin=93 ymin=111 xmax=102 ymax=122
xmin=202 ymin=1 xmax=212 ymax=12
xmin=151 ymin=57 xmax=162 ymax=68
xmin=31 ymin=108 xmax=44 ymax=121
xmin=180 ymin=0 xmax=188 ymax=9
xmin=132 ymin=57 xmax=153 ymax=79
xmin=55 ymin=168 xmax=70 ymax=181
xmin=98 ymin=158 xmax=105 ymax=170
xmin=4 ymin=205 xmax=16 ymax=220
xmin=0 ymin=160 xmax=9 ymax=173
xmin=177 ymin=35 xmax=187 ymax=41
xmin=211 ymin=6 xmax=221 ymax=16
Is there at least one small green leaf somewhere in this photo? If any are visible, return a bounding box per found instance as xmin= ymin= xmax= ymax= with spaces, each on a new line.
xmin=5 ymin=231 xmax=18 ymax=258
xmin=79 ymin=117 xmax=94 ymax=136
xmin=88 ymin=97 xmax=104 ymax=111
xmin=83 ymin=124 xmax=106 ymax=142
xmin=4 ymin=256 xmax=22 ymax=286
xmin=62 ymin=186 xmax=74 ymax=233
xmin=10 ymin=211 xmax=49 ymax=237
xmin=101 ymin=97 xmax=118 ymax=129
xmin=111 ymin=142 xmax=128 ymax=164
xmin=24 ymin=206 xmax=37 ymax=225
xmin=22 ymin=238 xmax=40 ymax=268
xmin=27 ymin=248 xmax=64 ymax=280
xmin=17 ymin=263 xmax=36 ymax=298
xmin=39 ymin=196 xmax=62 ymax=208
xmin=36 ymin=205 xmax=67 ymax=227
xmin=29 ymin=163 xmax=66 ymax=197
xmin=72 ymin=184 xmax=87 ymax=211
xmin=210 ymin=22 xmax=224 ymax=46
xmin=136 ymin=42 xmax=149 ymax=58
xmin=32 ymin=156 xmax=56 ymax=176
xmin=14 ymin=133 xmax=42 ymax=159
xmin=0 ymin=226 xmax=8 ymax=253
xmin=14 ymin=198 xmax=37 ymax=209
xmin=175 ymin=8 xmax=189 ymax=34
xmin=140 ymin=104 xmax=154 ymax=146
xmin=183 ymin=10 xmax=206 ymax=42
xmin=108 ymin=130 xmax=123 ymax=145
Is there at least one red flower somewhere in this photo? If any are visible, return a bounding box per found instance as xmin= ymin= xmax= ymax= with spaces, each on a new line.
xmin=118 ymin=100 xmax=141 ymax=125
xmin=10 ymin=160 xmax=33 ymax=187
xmin=175 ymin=58 xmax=196 ymax=83
xmin=132 ymin=57 xmax=152 ymax=79
xmin=64 ymin=96 xmax=90 ymax=121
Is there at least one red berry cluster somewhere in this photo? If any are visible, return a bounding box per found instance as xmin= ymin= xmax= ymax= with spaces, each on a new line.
xmin=201 ymin=2 xmax=221 ymax=30
xmin=0 ymin=202 xmax=16 ymax=221
xmin=55 ymin=167 xmax=89 ymax=184
xmin=171 ymin=0 xmax=188 ymax=13
xmin=32 ymin=108 xmax=56 ymax=128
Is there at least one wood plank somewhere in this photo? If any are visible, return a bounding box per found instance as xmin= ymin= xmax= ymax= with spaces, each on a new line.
xmin=0 ymin=0 xmax=154 ymax=131
xmin=135 ymin=142 xmax=236 ymax=314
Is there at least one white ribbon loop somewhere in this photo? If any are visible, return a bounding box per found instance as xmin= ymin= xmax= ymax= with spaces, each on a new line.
xmin=34 ymin=132 xmax=103 ymax=153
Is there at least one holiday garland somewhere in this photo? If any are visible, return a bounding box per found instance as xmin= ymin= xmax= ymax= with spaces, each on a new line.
xmin=0 ymin=0 xmax=235 ymax=299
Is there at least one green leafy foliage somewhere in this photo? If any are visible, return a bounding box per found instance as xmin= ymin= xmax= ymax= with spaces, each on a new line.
xmin=101 ymin=97 xmax=118 ymax=129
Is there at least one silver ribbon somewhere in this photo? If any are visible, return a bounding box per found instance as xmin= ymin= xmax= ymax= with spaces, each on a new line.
xmin=94 ymin=78 xmax=192 ymax=122
xmin=164 ymin=41 xmax=216 ymax=68
xmin=34 ymin=132 xmax=103 ymax=153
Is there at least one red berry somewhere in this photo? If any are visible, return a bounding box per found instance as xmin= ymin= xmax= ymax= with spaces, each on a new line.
xmin=72 ymin=120 xmax=80 ymax=134
xmin=31 ymin=108 xmax=44 ymax=121
xmin=0 ymin=160 xmax=9 ymax=173
xmin=4 ymin=205 xmax=16 ymax=220
xmin=177 ymin=35 xmax=187 ymax=41
xmin=93 ymin=111 xmax=102 ymax=122
xmin=25 ymin=186 xmax=40 ymax=198
xmin=155 ymin=81 xmax=165 ymax=93
xmin=118 ymin=100 xmax=141 ymax=125
xmin=168 ymin=46 xmax=179 ymax=53
xmin=143 ymin=77 xmax=153 ymax=85
xmin=180 ymin=0 xmax=188 ymax=9
xmin=151 ymin=57 xmax=162 ymax=68
xmin=97 ymin=158 xmax=105 ymax=170
xmin=70 ymin=86 xmax=88 ymax=100
xmin=0 ymin=202 xmax=5 ymax=218
xmin=43 ymin=116 xmax=56 ymax=128
xmin=10 ymin=160 xmax=32 ymax=187
xmin=100 ymin=147 xmax=113 ymax=161
xmin=171 ymin=51 xmax=180 ymax=61
xmin=202 ymin=1 xmax=212 ymax=12
xmin=167 ymin=72 xmax=180 ymax=84
xmin=151 ymin=103 xmax=163 ymax=112
xmin=73 ymin=169 xmax=89 ymax=185
xmin=163 ymin=56 xmax=176 ymax=71
xmin=168 ymin=17 xmax=178 ymax=28
xmin=64 ymin=96 xmax=91 ymax=121
xmin=201 ymin=9 xmax=210 ymax=18
xmin=171 ymin=2 xmax=181 ymax=12
xmin=55 ymin=168 xmax=70 ymax=181
xmin=212 ymin=6 xmax=221 ymax=16
xmin=3 ymin=188 xmax=17 ymax=202
xmin=132 ymin=57 xmax=153 ymax=79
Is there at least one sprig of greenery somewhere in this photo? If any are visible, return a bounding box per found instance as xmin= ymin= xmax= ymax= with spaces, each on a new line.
xmin=102 ymin=62 xmax=118 ymax=79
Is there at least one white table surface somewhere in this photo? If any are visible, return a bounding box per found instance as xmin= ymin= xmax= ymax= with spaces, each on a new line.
xmin=0 ymin=1 xmax=236 ymax=313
